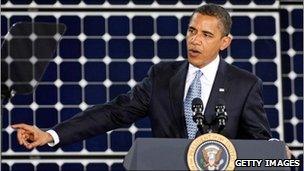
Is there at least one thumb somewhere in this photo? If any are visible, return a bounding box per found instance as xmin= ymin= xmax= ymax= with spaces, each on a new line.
xmin=26 ymin=140 xmax=42 ymax=149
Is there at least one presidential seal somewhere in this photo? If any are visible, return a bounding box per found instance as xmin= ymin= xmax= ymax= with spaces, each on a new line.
xmin=187 ymin=133 xmax=237 ymax=170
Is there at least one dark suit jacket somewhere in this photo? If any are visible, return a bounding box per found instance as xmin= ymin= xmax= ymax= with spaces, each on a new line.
xmin=54 ymin=58 xmax=272 ymax=146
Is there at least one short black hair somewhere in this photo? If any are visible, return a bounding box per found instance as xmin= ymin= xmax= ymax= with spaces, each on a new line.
xmin=191 ymin=4 xmax=232 ymax=36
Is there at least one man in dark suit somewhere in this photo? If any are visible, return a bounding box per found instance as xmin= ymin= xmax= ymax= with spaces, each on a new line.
xmin=13 ymin=4 xmax=272 ymax=149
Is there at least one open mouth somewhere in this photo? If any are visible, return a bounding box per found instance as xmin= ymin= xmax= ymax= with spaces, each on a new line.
xmin=188 ymin=49 xmax=201 ymax=57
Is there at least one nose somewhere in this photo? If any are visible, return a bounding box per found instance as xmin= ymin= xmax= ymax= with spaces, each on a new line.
xmin=190 ymin=34 xmax=202 ymax=45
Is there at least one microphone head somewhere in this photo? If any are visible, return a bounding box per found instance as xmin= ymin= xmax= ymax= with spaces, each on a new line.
xmin=191 ymin=97 xmax=203 ymax=112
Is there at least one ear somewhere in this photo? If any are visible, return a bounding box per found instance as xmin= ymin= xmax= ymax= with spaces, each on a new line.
xmin=219 ymin=35 xmax=232 ymax=51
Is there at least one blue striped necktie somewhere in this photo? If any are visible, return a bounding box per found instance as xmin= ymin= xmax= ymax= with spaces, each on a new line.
xmin=184 ymin=70 xmax=202 ymax=139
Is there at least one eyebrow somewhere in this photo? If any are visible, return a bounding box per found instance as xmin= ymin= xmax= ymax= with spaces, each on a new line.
xmin=188 ymin=26 xmax=214 ymax=36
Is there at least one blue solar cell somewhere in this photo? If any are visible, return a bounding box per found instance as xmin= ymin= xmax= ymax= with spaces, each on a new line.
xmin=85 ymin=85 xmax=106 ymax=104
xmin=35 ymin=85 xmax=57 ymax=105
xmin=35 ymin=0 xmax=56 ymax=4
xmin=59 ymin=0 xmax=81 ymax=4
xmin=36 ymin=144 xmax=58 ymax=152
xmin=292 ymin=31 xmax=303 ymax=51
xmin=255 ymin=39 xmax=276 ymax=59
xmin=271 ymin=131 xmax=279 ymax=139
xmin=61 ymin=108 xmax=81 ymax=122
xmin=62 ymin=163 xmax=84 ymax=171
xmin=1 ymin=16 xmax=7 ymax=36
xmin=11 ymin=132 xmax=32 ymax=152
xmin=284 ymin=123 xmax=294 ymax=143
xmin=280 ymin=31 xmax=290 ymax=51
xmin=181 ymin=16 xmax=191 ymax=36
xmin=295 ymin=77 xmax=303 ymax=96
xmin=157 ymin=16 xmax=178 ymax=36
xmin=108 ymin=39 xmax=130 ymax=58
xmin=231 ymin=39 xmax=252 ymax=59
xmin=11 ymin=108 xmax=33 ymax=125
xmin=133 ymin=39 xmax=154 ymax=59
xmin=85 ymin=134 xmax=108 ymax=151
xmin=265 ymin=108 xmax=279 ymax=128
xmin=108 ymin=0 xmax=128 ymax=4
xmin=111 ymin=163 xmax=125 ymax=171
xmin=62 ymin=142 xmax=83 ymax=152
xmin=133 ymin=0 xmax=153 ymax=4
xmin=2 ymin=131 xmax=9 ymax=152
xmin=292 ymin=9 xmax=303 ymax=29
xmin=157 ymin=39 xmax=179 ymax=59
xmin=182 ymin=39 xmax=187 ymax=58
xmin=11 ymin=94 xmax=33 ymax=105
xmin=133 ymin=62 xmax=153 ymax=81
xmin=34 ymin=15 xmax=56 ymax=23
xmin=12 ymin=163 xmax=34 ymax=170
xmin=132 ymin=16 xmax=154 ymax=36
xmin=10 ymin=39 xmax=33 ymax=59
xmin=10 ymin=16 xmax=32 ymax=28
xmin=1 ymin=0 xmax=8 ymax=4
xmin=282 ymin=77 xmax=292 ymax=96
xmin=84 ymin=62 xmax=106 ymax=81
xmin=220 ymin=48 xmax=227 ymax=58
xmin=108 ymin=16 xmax=129 ymax=36
xmin=83 ymin=16 xmax=105 ymax=36
xmin=254 ymin=0 xmax=275 ymax=4
xmin=109 ymin=62 xmax=130 ymax=81
xmin=84 ymin=39 xmax=106 ymax=58
xmin=262 ymin=85 xmax=278 ymax=105
xmin=40 ymin=62 xmax=57 ymax=82
xmin=281 ymin=54 xmax=291 ymax=74
xmin=181 ymin=0 xmax=202 ymax=4
xmin=283 ymin=100 xmax=293 ymax=119
xmin=135 ymin=130 xmax=152 ymax=138
xmin=296 ymin=100 xmax=303 ymax=119
xmin=256 ymin=62 xmax=277 ymax=82
xmin=109 ymin=85 xmax=130 ymax=100
xmin=231 ymin=62 xmax=252 ymax=72
xmin=60 ymin=85 xmax=82 ymax=104
xmin=135 ymin=116 xmax=151 ymax=128
xmin=87 ymin=163 xmax=108 ymax=171
xmin=294 ymin=54 xmax=303 ymax=74
xmin=59 ymin=16 xmax=81 ymax=35
xmin=10 ymin=0 xmax=31 ymax=4
xmin=205 ymin=0 xmax=226 ymax=4
xmin=110 ymin=131 xmax=132 ymax=151
xmin=60 ymin=62 xmax=82 ymax=81
xmin=36 ymin=108 xmax=58 ymax=128
xmin=254 ymin=16 xmax=276 ymax=36
xmin=60 ymin=39 xmax=81 ymax=59
xmin=156 ymin=0 xmax=178 ymax=4
xmin=230 ymin=0 xmax=250 ymax=5
xmin=2 ymin=109 xmax=8 ymax=128
xmin=296 ymin=123 xmax=303 ymax=143
xmin=37 ymin=163 xmax=59 ymax=171
xmin=83 ymin=0 xmax=105 ymax=4
xmin=280 ymin=9 xmax=289 ymax=29
xmin=231 ymin=16 xmax=251 ymax=36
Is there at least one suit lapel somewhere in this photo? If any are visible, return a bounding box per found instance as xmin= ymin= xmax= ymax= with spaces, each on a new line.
xmin=169 ymin=61 xmax=188 ymax=138
xmin=204 ymin=58 xmax=231 ymax=124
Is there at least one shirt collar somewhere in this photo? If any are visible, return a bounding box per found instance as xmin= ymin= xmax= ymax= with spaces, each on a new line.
xmin=187 ymin=55 xmax=220 ymax=83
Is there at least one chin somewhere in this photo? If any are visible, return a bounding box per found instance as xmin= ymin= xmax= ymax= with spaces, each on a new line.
xmin=188 ymin=58 xmax=204 ymax=68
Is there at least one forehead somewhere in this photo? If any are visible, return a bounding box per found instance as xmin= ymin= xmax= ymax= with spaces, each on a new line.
xmin=189 ymin=13 xmax=221 ymax=30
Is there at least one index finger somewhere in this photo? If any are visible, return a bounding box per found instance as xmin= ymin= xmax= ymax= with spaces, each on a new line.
xmin=11 ymin=124 xmax=34 ymax=131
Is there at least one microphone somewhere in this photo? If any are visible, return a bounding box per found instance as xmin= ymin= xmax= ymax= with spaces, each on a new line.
xmin=191 ymin=98 xmax=204 ymax=128
xmin=215 ymin=103 xmax=228 ymax=132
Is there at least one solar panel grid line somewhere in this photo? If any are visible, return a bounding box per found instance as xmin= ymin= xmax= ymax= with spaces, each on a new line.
xmin=0 ymin=1 xmax=280 ymax=9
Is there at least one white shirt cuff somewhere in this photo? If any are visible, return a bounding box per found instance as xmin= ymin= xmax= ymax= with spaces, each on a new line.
xmin=46 ymin=130 xmax=60 ymax=147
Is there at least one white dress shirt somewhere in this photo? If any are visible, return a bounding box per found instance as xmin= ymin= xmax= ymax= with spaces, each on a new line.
xmin=47 ymin=55 xmax=220 ymax=146
xmin=183 ymin=55 xmax=220 ymax=114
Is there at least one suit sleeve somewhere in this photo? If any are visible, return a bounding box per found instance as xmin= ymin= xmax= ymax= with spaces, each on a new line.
xmin=52 ymin=66 xmax=154 ymax=146
xmin=238 ymin=79 xmax=272 ymax=139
